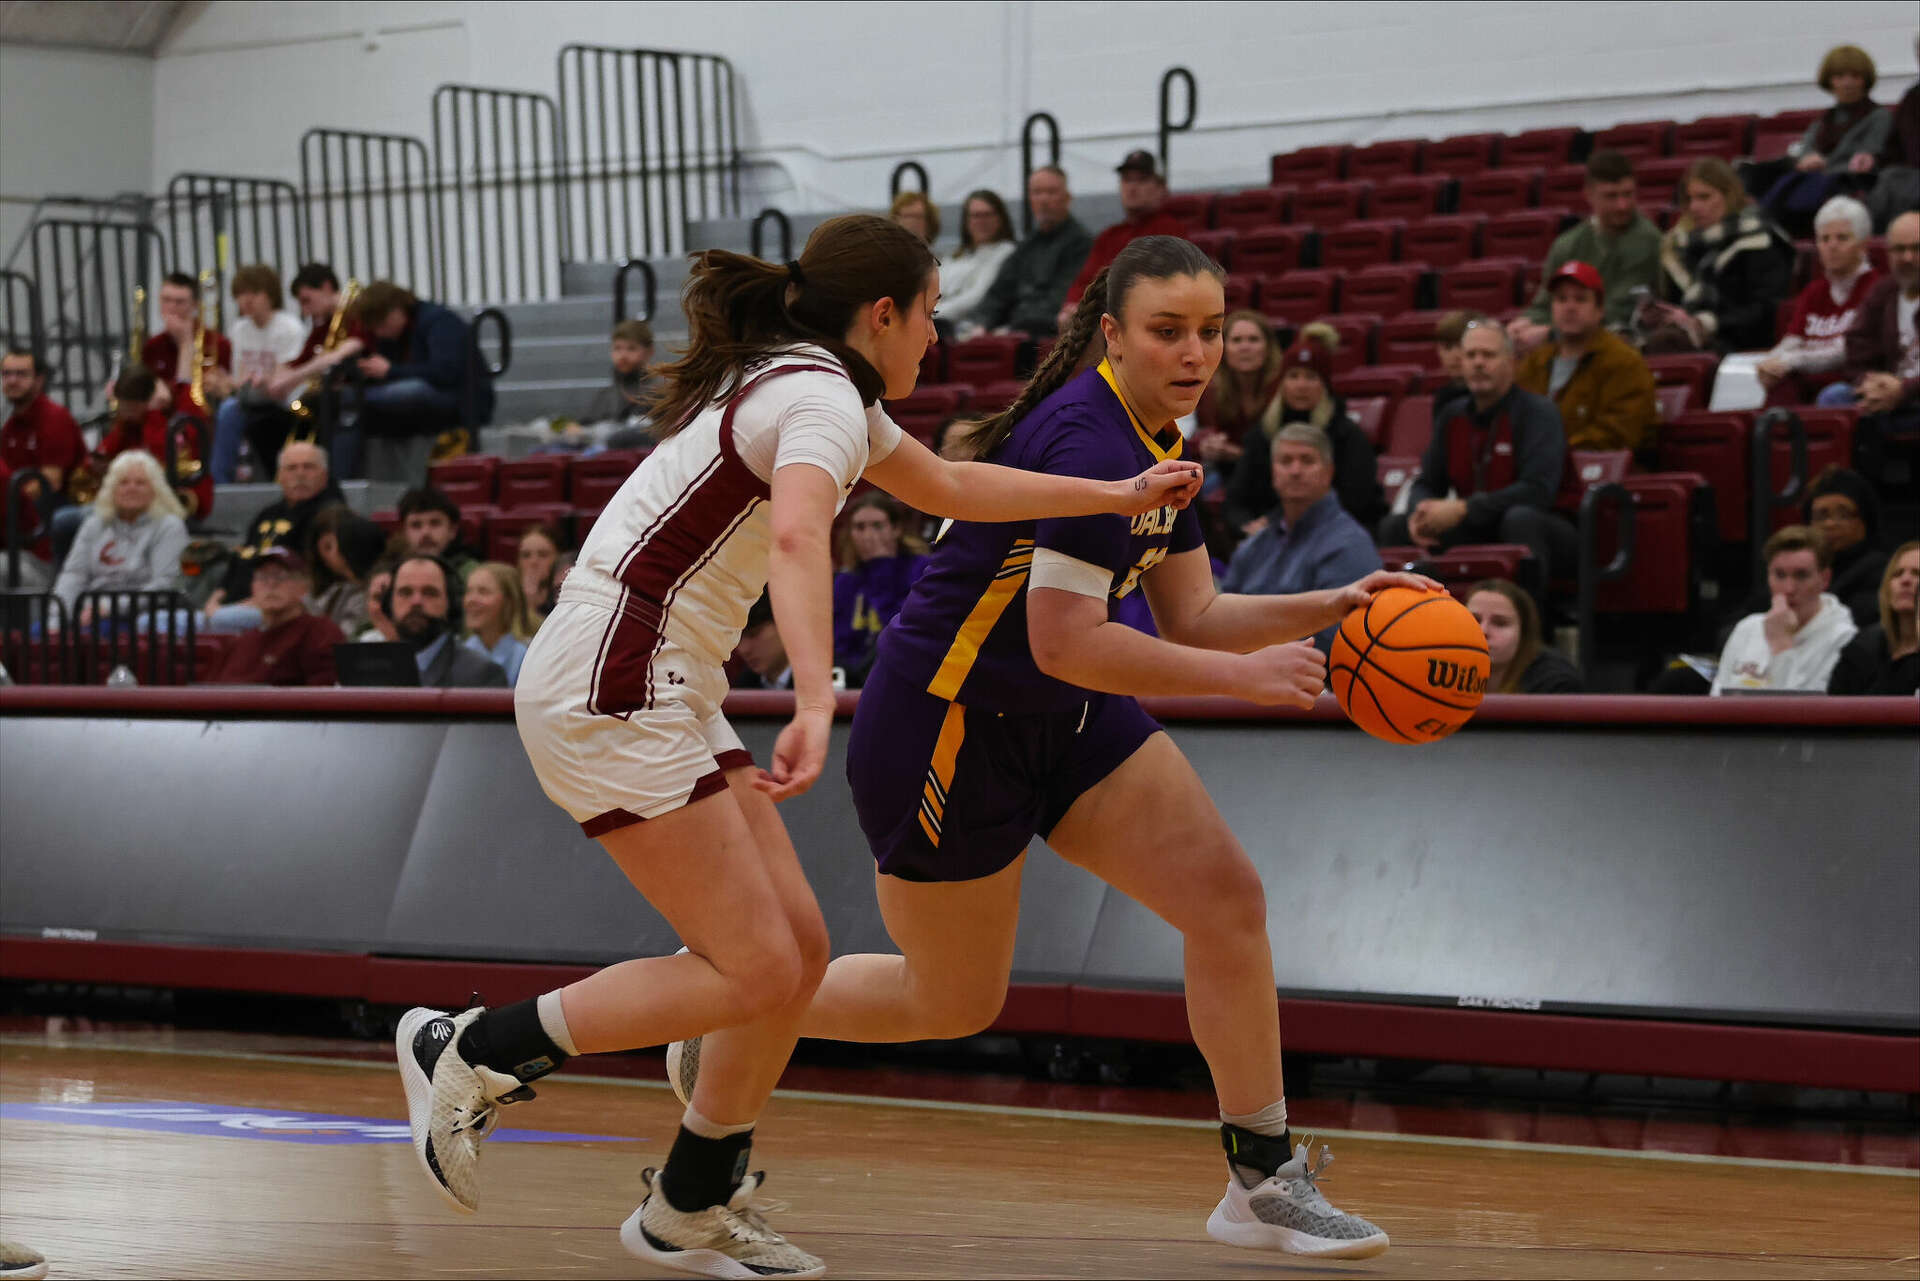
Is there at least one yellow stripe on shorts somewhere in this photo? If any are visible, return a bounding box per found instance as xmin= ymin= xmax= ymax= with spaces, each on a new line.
xmin=915 ymin=701 xmax=968 ymax=847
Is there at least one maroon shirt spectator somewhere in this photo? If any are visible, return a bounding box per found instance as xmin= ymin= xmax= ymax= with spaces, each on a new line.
xmin=1061 ymin=150 xmax=1186 ymax=314
xmin=205 ymin=547 xmax=343 ymax=686
xmin=2 ymin=349 xmax=85 ymax=492
xmin=1757 ymin=196 xmax=1881 ymax=405
xmin=142 ymin=272 xmax=233 ymax=419
xmin=1840 ymin=211 xmax=1920 ymax=413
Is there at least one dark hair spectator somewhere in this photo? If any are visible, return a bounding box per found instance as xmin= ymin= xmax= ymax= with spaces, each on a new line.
xmin=308 ymin=508 xmax=387 ymax=635
xmin=888 ymin=191 xmax=940 ymax=245
xmin=1514 ymin=260 xmax=1658 ymax=453
xmin=517 ymin=522 xmax=566 ymax=620
xmin=1224 ymin=322 xmax=1385 ymax=534
xmin=583 ymin=320 xmax=660 ymax=425
xmin=1193 ymin=309 xmax=1279 ymax=495
xmin=1466 ymin=578 xmax=1584 ymax=693
xmin=2 ymin=344 xmax=84 ymax=501
xmin=214 ymin=262 xmax=308 ymax=483
xmin=1432 ymin=310 xmax=1484 ymax=415
xmin=1757 ymin=196 xmax=1882 ymax=406
xmin=229 ymin=263 xmax=285 ymax=311
xmin=1802 ymin=466 xmax=1891 ymax=625
xmin=50 ymin=450 xmax=189 ymax=624
xmin=1760 ymin=45 xmax=1892 ymax=238
xmin=1863 ymin=35 xmax=1920 ymax=229
xmin=1650 ymin=158 xmax=1794 ymax=353
xmin=731 ymin=591 xmax=792 ymax=690
xmin=1512 ymin=150 xmax=1663 ymax=350
xmin=339 ymin=279 xmax=492 ymax=484
xmin=1828 ymin=541 xmax=1919 ymax=694
xmin=832 ymin=493 xmax=929 ymax=685
xmin=461 ymin=560 xmax=535 ymax=685
xmin=204 ymin=547 xmax=344 ymax=686
xmin=88 ymin=366 xmax=209 ymax=518
xmin=1711 ymin=525 xmax=1857 ymax=694
xmin=1828 ymin=210 xmax=1920 ymax=474
xmin=939 ymin=190 xmax=1018 ymax=327
xmin=396 ymin=485 xmax=477 ymax=582
xmin=143 ymin=271 xmax=231 ymax=420
xmin=963 ymin=166 xmax=1092 ymax=338
xmin=290 ymin=263 xmax=341 ymax=294
xmin=386 ymin=554 xmax=507 ymax=687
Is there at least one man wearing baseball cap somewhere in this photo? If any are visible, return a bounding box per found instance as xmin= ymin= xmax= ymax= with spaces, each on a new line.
xmin=203 ymin=546 xmax=346 ymax=686
xmin=1515 ymin=259 xmax=1658 ymax=453
xmin=1056 ymin=149 xmax=1188 ymax=327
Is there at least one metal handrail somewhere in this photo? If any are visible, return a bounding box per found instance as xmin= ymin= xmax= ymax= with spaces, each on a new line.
xmin=1576 ymin=482 xmax=1636 ymax=680
xmin=0 ymin=268 xmax=42 ymax=353
xmin=1020 ymin=112 xmax=1061 ymax=235
xmin=431 ymin=83 xmax=570 ymax=304
xmin=74 ymin=589 xmax=196 ymax=685
xmin=1157 ymin=67 xmax=1198 ymax=182
xmin=300 ymin=126 xmax=440 ymax=298
xmin=613 ymin=258 xmax=657 ymax=325
xmin=750 ymin=208 xmax=792 ymax=262
xmin=4 ymin=193 xmax=150 ymax=274
xmin=1750 ymin=408 xmax=1809 ymax=577
xmin=889 ymin=161 xmax=929 ymax=198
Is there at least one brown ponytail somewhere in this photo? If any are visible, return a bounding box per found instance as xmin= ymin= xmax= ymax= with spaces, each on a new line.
xmin=650 ymin=214 xmax=936 ymax=438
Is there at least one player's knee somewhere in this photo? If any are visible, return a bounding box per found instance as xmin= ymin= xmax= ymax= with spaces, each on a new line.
xmin=921 ymin=978 xmax=1008 ymax=1040
xmin=721 ymin=927 xmax=808 ymax=1019
xmin=787 ymin=906 xmax=831 ymax=997
xmin=1182 ymin=839 xmax=1268 ymax=937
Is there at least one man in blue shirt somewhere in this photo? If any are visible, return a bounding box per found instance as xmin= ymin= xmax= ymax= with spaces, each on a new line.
xmin=1220 ymin=424 xmax=1381 ymax=651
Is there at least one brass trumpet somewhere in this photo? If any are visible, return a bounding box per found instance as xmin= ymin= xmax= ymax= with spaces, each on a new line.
xmin=189 ymin=268 xmax=219 ymax=416
xmin=289 ymin=278 xmax=361 ymax=427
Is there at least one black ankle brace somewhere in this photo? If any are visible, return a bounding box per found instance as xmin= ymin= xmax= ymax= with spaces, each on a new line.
xmin=1221 ymin=1122 xmax=1293 ymax=1176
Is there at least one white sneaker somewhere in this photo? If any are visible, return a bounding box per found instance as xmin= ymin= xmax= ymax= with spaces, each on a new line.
xmin=1206 ymin=1138 xmax=1389 ymax=1259
xmin=619 ymin=1167 xmax=825 ymax=1279
xmin=395 ymin=1005 xmax=536 ymax=1214
xmin=0 ymin=1240 xmax=48 ymax=1280
xmin=665 ymin=1034 xmax=701 ymax=1107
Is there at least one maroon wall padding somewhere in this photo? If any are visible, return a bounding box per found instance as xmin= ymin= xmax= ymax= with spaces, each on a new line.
xmin=0 ymin=937 xmax=369 ymax=998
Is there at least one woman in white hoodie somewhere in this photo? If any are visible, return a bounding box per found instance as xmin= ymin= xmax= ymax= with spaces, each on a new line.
xmin=51 ymin=450 xmax=190 ymax=626
xmin=1711 ymin=524 xmax=1858 ymax=694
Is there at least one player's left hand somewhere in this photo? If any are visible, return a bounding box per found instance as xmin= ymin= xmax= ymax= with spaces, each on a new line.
xmin=1329 ymin=569 xmax=1446 ymax=614
xmin=755 ymin=704 xmax=832 ymax=802
xmin=1116 ymin=460 xmax=1204 ymax=515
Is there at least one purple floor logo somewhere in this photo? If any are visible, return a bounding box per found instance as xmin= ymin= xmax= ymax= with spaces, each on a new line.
xmin=0 ymin=1101 xmax=631 ymax=1145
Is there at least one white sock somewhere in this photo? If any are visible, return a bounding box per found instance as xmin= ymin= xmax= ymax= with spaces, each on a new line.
xmin=681 ymin=1104 xmax=755 ymax=1140
xmin=1220 ymin=1098 xmax=1289 ymax=1138
xmin=536 ymin=989 xmax=580 ymax=1057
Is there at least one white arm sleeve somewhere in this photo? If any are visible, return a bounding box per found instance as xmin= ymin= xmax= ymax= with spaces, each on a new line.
xmin=1028 ymin=547 xmax=1113 ymax=600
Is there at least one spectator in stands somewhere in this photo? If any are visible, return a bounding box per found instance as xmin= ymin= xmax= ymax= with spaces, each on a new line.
xmin=308 ymin=508 xmax=386 ymax=636
xmin=287 ymin=262 xmax=366 ymax=386
xmin=731 ymin=592 xmax=792 ymax=690
xmin=1831 ymin=210 xmax=1920 ymax=473
xmin=2 ymin=348 xmax=84 ymax=569
xmin=1225 ymin=323 xmax=1384 ymax=535
xmin=396 ymin=486 xmax=478 ymax=584
xmin=1757 ymin=196 xmax=1882 ymax=406
xmin=1515 ymin=261 xmax=1658 ymax=453
xmin=582 ymin=320 xmax=660 ymax=426
xmin=50 ymin=450 xmax=189 ymax=623
xmin=1763 ymin=45 xmax=1892 ymax=239
xmin=357 ymin=562 xmax=400 ymax=643
xmin=141 ymin=270 xmax=232 ymax=416
xmin=965 ymin=166 xmax=1092 ymax=338
xmin=1802 ymin=466 xmax=1891 ymax=625
xmin=210 ymin=265 xmax=308 ymax=483
xmin=888 ymin=191 xmax=940 ymax=246
xmin=88 ymin=367 xmax=211 ymax=520
xmin=1432 ymin=310 xmax=1480 ymax=417
xmin=1194 ymin=310 xmax=1278 ymax=496
xmin=1711 ymin=525 xmax=1857 ymax=694
xmin=1511 ymin=151 xmax=1663 ymax=350
xmin=1861 ymin=36 xmax=1920 ymax=231
xmin=1829 ymin=540 xmax=1919 ymax=695
xmin=937 ymin=190 xmax=1018 ymax=330
xmin=1650 ymin=158 xmax=1794 ymax=353
xmin=201 ymin=440 xmax=346 ymax=633
xmin=1379 ymin=321 xmax=1576 ymax=600
xmin=341 ymin=281 xmax=493 ymax=484
xmin=387 ymin=554 xmax=507 ymax=687
xmin=517 ymin=522 xmax=564 ymax=622
xmin=832 ymin=493 xmax=928 ymax=685
xmin=461 ymin=560 xmax=534 ymax=686
xmin=203 ymin=547 xmax=343 ymax=687
xmin=1466 ymin=578 xmax=1584 ymax=694
xmin=1219 ymin=424 xmax=1381 ymax=651
xmin=1055 ymin=151 xmax=1186 ymax=329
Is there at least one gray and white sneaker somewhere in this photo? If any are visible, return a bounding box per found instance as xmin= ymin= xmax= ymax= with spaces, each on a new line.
xmin=395 ymin=1005 xmax=536 ymax=1214
xmin=1206 ymin=1137 xmax=1389 ymax=1259
xmin=0 ymin=1239 xmax=48 ymax=1280
xmin=620 ymin=1167 xmax=825 ymax=1279
xmin=665 ymin=1034 xmax=701 ymax=1107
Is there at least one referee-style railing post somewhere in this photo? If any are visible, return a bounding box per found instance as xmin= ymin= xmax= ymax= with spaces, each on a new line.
xmin=1020 ymin=111 xmax=1060 ymax=235
xmin=1577 ymin=483 xmax=1636 ymax=681
xmin=750 ymin=208 xmax=792 ymax=262
xmin=889 ymin=161 xmax=929 ymax=199
xmin=1157 ymin=68 xmax=1197 ymax=185
xmin=1749 ymin=408 xmax=1808 ymax=582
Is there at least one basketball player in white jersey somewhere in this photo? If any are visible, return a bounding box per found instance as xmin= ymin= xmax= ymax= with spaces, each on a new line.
xmin=393 ymin=214 xmax=1202 ymax=1278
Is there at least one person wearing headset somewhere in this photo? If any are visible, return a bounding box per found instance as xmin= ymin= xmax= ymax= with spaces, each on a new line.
xmin=386 ymin=554 xmax=508 ymax=688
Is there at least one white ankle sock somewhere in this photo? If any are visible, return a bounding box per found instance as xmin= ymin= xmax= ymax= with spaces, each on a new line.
xmin=536 ymin=989 xmax=580 ymax=1057
xmin=681 ymin=1104 xmax=755 ymax=1140
xmin=1221 ymin=1099 xmax=1289 ymax=1137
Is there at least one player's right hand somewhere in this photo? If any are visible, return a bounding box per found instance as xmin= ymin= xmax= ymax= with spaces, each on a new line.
xmin=1116 ymin=460 xmax=1204 ymax=515
xmin=754 ymin=705 xmax=832 ymax=802
xmin=1237 ymin=640 xmax=1327 ymax=708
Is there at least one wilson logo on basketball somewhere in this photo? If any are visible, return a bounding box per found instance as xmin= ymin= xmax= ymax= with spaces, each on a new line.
xmin=1425 ymin=659 xmax=1485 ymax=695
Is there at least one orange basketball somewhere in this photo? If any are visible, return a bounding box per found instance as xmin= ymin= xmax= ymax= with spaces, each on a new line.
xmin=1328 ymin=587 xmax=1490 ymax=744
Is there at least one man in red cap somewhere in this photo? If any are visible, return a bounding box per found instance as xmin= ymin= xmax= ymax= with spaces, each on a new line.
xmin=1055 ymin=149 xmax=1186 ymax=328
xmin=1514 ymin=260 xmax=1658 ymax=453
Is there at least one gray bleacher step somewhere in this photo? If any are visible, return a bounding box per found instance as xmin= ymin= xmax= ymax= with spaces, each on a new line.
xmin=493 ymin=379 xmax=602 ymax=423
xmin=561 ymin=254 xmax=697 ymax=302
xmin=509 ymin=335 xmax=654 ymax=382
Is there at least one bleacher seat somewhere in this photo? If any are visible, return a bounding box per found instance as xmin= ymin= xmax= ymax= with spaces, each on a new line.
xmin=369 ymin=508 xmax=401 ymax=538
xmin=1425 ymin=132 xmax=1502 ymax=176
xmin=486 ymin=503 xmax=573 ymax=562
xmin=1456 ymin=169 xmax=1539 ymax=216
xmin=1593 ymin=474 xmax=1711 ymax=615
xmin=1750 ymin=127 xmax=1802 ymax=164
xmin=1658 ymin=411 xmax=1750 ymax=544
xmin=1346 ymin=395 xmax=1390 ymax=447
xmin=1377 ymin=455 xmax=1420 ymax=496
xmin=1766 ymin=409 xmax=1856 ymax=532
xmin=1370 ymin=174 xmax=1452 ymax=221
xmin=1645 ymin=351 xmax=1720 ymax=405
xmin=428 ymin=456 xmax=499 ymax=507
xmin=1320 ymin=219 xmax=1403 ymax=270
xmin=1484 ymin=209 xmax=1566 ymax=261
xmin=1214 ymin=187 xmax=1293 ymax=233
xmin=568 ymin=452 xmax=645 ymax=508
xmin=456 ymin=504 xmax=498 ymax=555
xmin=1412 ymin=543 xmax=1537 ymax=600
xmin=1557 ymin=449 xmax=1634 ymax=516
xmin=1436 ymin=258 xmax=1526 ymax=311
xmin=1310 ymin=314 xmax=1381 ymax=372
xmin=1635 ymin=155 xmax=1691 ymax=203
xmin=948 ymin=335 xmax=1022 ymax=384
xmin=1384 ymin=394 xmax=1436 ymax=456
xmin=919 ymin=341 xmax=946 ymax=385
xmin=1593 ymin=120 xmax=1673 ymax=158
xmin=1379 ymin=310 xmax=1448 ymax=368
xmin=1758 ymin=108 xmax=1822 ymax=135
xmin=1540 ymin=165 xmax=1591 ymax=209
xmin=571 ymin=504 xmax=607 ymax=543
xmin=1502 ymin=127 xmax=1581 ymax=168
xmin=1293 ymin=180 xmax=1372 ymax=229
xmin=885 ymin=383 xmax=972 ymax=445
xmin=1347 ymin=138 xmax=1424 ymax=180
xmin=1654 ymin=384 xmax=1692 ymax=423
xmin=1335 ymin=363 xmax=1424 ymax=399
xmin=1223 ymin=273 xmax=1258 ymax=310
xmin=1233 ymin=226 xmax=1308 ymax=275
xmin=1673 ymin=115 xmax=1753 ymax=158
xmin=1270 ymin=145 xmax=1349 ymax=185
xmin=1163 ymin=192 xmax=1216 ymax=227
xmin=1403 ymin=214 xmax=1484 ymax=268
xmin=973 ymin=379 xmax=1026 ymax=413
xmin=1186 ymin=227 xmax=1236 ymax=268
xmin=1258 ymin=270 xmax=1340 ymax=325
xmin=496 ymin=455 xmax=570 ymax=506
xmin=1342 ymin=264 xmax=1424 ymax=315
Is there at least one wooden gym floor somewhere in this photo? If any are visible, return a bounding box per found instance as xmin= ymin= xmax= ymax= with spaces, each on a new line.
xmin=1 ymin=1023 xmax=1915 ymax=1279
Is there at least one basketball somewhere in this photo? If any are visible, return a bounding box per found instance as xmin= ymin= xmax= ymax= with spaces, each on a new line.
xmin=1329 ymin=587 xmax=1490 ymax=744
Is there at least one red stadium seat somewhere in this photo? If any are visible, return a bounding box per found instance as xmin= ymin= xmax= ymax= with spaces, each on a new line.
xmin=1644 ymin=351 xmax=1720 ymax=404
xmin=1456 ymin=169 xmax=1539 ymax=216
xmin=1223 ymin=273 xmax=1258 ymax=311
xmin=1402 ymin=214 xmax=1484 ymax=268
xmin=1334 ymin=363 xmax=1424 ymax=399
xmin=948 ymin=335 xmax=1022 ymax=384
xmin=1425 ymin=132 xmax=1502 ymax=176
xmin=1347 ymin=138 xmax=1424 ymax=181
xmin=1634 ymin=156 xmax=1692 ymax=205
xmin=1557 ymin=449 xmax=1634 ymax=515
xmin=369 ymin=508 xmax=401 ymax=538
xmin=1292 ymin=180 xmax=1372 ymax=229
xmin=1673 ymin=115 xmax=1753 ymax=158
xmin=1502 ymin=128 xmax=1580 ymax=168
xmin=1759 ymin=108 xmax=1821 ymax=133
xmin=1309 ymin=313 xmax=1381 ymax=372
xmin=571 ymin=504 xmax=606 ymax=543
xmin=1320 ymin=219 xmax=1403 ymax=271
xmin=1484 ymin=209 xmax=1566 ymax=261
xmin=496 ymin=455 xmax=570 ymax=506
xmin=1766 ymin=409 xmax=1856 ymax=532
xmin=1540 ymin=164 xmax=1591 ymax=209
xmin=919 ymin=340 xmax=946 ymax=385
xmin=1593 ymin=474 xmax=1710 ymax=614
xmin=1370 ymin=175 xmax=1452 ymax=221
xmin=1258 ymin=270 xmax=1340 ymax=325
xmin=1654 ymin=384 xmax=1692 ymax=423
xmin=428 ymin=455 xmax=499 ymax=507
xmin=568 ymin=452 xmax=646 ymax=508
xmin=1418 ymin=544 xmax=1537 ymax=601
xmin=1376 ymin=456 xmax=1420 ymax=495
xmin=456 ymin=503 xmax=496 ymax=553
xmin=1346 ymin=395 xmax=1390 ymax=447
xmin=1593 ymin=119 xmax=1673 ymax=159
xmin=484 ymin=503 xmax=569 ymax=562
xmin=1436 ymin=258 xmax=1526 ymax=311
xmin=1270 ymin=145 xmax=1349 ymax=185
xmin=1233 ymin=226 xmax=1308 ymax=276
xmin=1749 ymin=128 xmax=1803 ymax=163
xmin=1384 ymin=394 xmax=1436 ymax=456
xmin=973 ymin=379 xmax=1027 ymax=413
xmin=1657 ymin=411 xmax=1751 ymax=544
xmin=1162 ymin=192 xmax=1216 ymax=227
xmin=1341 ymin=264 xmax=1424 ymax=315
xmin=884 ymin=383 xmax=972 ymax=445
xmin=1214 ymin=187 xmax=1293 ymax=233
xmin=1379 ymin=310 xmax=1448 ymax=369
xmin=1186 ymin=227 xmax=1237 ymax=269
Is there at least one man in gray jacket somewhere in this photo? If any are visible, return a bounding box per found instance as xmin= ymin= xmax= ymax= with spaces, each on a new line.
xmin=388 ymin=555 xmax=507 ymax=688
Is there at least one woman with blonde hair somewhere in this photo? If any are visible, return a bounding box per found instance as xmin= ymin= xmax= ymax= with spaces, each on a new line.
xmin=1650 ymin=157 xmax=1794 ymax=352
xmin=1828 ymin=540 xmax=1920 ymax=695
xmin=461 ymin=560 xmax=537 ymax=685
xmin=1762 ymin=45 xmax=1892 ymax=237
xmin=1465 ymin=578 xmax=1583 ymax=694
xmin=51 ymin=449 xmax=189 ymax=623
xmin=888 ymin=191 xmax=940 ymax=246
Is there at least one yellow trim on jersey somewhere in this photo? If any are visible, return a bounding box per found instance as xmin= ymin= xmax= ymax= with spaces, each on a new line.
xmin=916 ymin=701 xmax=969 ymax=847
xmin=926 ymin=538 xmax=1034 ymax=701
xmin=1096 ymin=359 xmax=1184 ymax=463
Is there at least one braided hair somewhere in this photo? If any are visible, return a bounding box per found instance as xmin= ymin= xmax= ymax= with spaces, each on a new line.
xmin=949 ymin=234 xmax=1225 ymax=460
